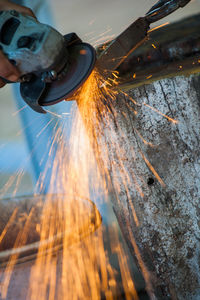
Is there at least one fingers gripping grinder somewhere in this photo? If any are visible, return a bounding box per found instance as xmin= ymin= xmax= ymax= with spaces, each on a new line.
xmin=0 ymin=10 xmax=96 ymax=113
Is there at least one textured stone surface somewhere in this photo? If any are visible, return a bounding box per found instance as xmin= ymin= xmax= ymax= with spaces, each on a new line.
xmin=96 ymin=73 xmax=200 ymax=299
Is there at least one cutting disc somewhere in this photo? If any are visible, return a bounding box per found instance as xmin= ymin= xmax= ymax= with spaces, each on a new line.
xmin=39 ymin=41 xmax=96 ymax=106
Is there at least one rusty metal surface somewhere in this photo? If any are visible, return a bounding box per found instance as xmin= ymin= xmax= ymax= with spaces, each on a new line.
xmin=117 ymin=13 xmax=200 ymax=85
xmin=0 ymin=195 xmax=101 ymax=267
xmin=96 ymin=0 xmax=194 ymax=81
xmin=97 ymin=17 xmax=149 ymax=77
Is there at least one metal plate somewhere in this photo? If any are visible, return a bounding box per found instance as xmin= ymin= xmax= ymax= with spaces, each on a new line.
xmin=39 ymin=42 xmax=96 ymax=106
xmin=0 ymin=194 xmax=101 ymax=266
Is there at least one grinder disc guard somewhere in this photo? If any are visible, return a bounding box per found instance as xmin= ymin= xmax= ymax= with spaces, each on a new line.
xmin=39 ymin=42 xmax=96 ymax=106
xmin=20 ymin=39 xmax=96 ymax=113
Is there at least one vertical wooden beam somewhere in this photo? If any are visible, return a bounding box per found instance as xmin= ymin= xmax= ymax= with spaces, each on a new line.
xmin=88 ymin=15 xmax=200 ymax=299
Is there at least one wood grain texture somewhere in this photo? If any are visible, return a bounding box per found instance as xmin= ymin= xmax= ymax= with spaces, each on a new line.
xmin=95 ymin=73 xmax=200 ymax=299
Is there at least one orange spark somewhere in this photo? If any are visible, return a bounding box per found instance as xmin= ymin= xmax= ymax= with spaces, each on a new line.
xmin=148 ymin=22 xmax=169 ymax=33
xmin=0 ymin=60 xmax=172 ymax=300
xmin=0 ymin=208 xmax=18 ymax=244
xmin=143 ymin=103 xmax=178 ymax=124
xmin=139 ymin=151 xmax=166 ymax=187
xmin=89 ymin=19 xmax=96 ymax=26
xmin=112 ymin=72 xmax=119 ymax=79
xmin=12 ymin=104 xmax=27 ymax=116
xmin=134 ymin=128 xmax=156 ymax=148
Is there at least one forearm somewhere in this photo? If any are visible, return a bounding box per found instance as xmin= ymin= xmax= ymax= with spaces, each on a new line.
xmin=0 ymin=0 xmax=35 ymax=17
xmin=0 ymin=0 xmax=35 ymax=87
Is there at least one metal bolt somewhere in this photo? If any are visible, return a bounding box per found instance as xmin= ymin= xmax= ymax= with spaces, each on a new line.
xmin=20 ymin=74 xmax=32 ymax=83
xmin=10 ymin=10 xmax=19 ymax=17
xmin=17 ymin=36 xmax=32 ymax=49
xmin=41 ymin=71 xmax=57 ymax=82
xmin=49 ymin=70 xmax=57 ymax=80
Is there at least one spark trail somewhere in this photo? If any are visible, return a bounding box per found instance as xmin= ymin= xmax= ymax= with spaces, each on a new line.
xmin=0 ymin=65 xmax=178 ymax=299
xmin=0 ymin=70 xmax=141 ymax=300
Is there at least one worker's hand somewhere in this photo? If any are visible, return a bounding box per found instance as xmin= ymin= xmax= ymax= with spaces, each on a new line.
xmin=0 ymin=0 xmax=35 ymax=18
xmin=0 ymin=52 xmax=20 ymax=87
xmin=0 ymin=0 xmax=36 ymax=87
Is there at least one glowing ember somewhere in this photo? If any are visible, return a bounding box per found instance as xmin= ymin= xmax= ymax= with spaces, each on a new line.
xmin=133 ymin=73 xmax=136 ymax=79
xmin=148 ymin=22 xmax=169 ymax=33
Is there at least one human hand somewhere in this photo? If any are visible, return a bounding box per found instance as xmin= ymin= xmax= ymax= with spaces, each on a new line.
xmin=0 ymin=0 xmax=35 ymax=18
xmin=0 ymin=0 xmax=36 ymax=87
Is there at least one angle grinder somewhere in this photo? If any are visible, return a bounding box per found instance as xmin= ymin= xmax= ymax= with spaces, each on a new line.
xmin=0 ymin=10 xmax=96 ymax=113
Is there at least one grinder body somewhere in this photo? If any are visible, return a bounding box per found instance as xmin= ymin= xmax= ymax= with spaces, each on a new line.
xmin=0 ymin=10 xmax=96 ymax=113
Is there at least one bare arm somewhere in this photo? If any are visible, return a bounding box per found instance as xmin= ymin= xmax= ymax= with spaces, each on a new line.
xmin=0 ymin=0 xmax=36 ymax=87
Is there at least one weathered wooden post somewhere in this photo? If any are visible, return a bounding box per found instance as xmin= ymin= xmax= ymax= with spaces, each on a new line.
xmin=89 ymin=15 xmax=200 ymax=300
